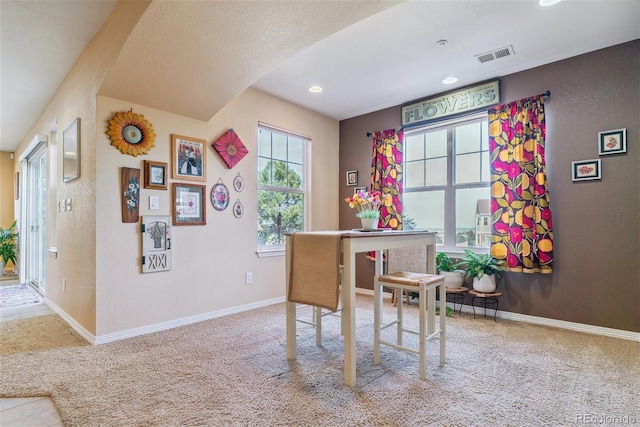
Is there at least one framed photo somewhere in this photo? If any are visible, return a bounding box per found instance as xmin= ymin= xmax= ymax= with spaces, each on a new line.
xmin=354 ymin=186 xmax=367 ymax=194
xmin=63 ymin=117 xmax=80 ymax=183
xmin=598 ymin=128 xmax=627 ymax=156
xmin=346 ymin=170 xmax=358 ymax=186
xmin=144 ymin=160 xmax=167 ymax=190
xmin=171 ymin=134 xmax=206 ymax=181
xmin=172 ymin=183 xmax=206 ymax=225
xmin=572 ymin=159 xmax=601 ymax=182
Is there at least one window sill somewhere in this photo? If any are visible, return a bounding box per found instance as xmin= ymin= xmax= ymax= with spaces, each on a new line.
xmin=257 ymin=248 xmax=284 ymax=258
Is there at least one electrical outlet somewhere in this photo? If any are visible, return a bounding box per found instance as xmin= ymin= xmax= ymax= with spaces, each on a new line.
xmin=62 ymin=279 xmax=66 ymax=292
xmin=245 ymin=272 xmax=253 ymax=284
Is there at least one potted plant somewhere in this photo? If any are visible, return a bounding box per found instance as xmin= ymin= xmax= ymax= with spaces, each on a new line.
xmin=344 ymin=189 xmax=389 ymax=230
xmin=0 ymin=220 xmax=18 ymax=276
xmin=436 ymin=252 xmax=466 ymax=289
xmin=462 ymin=249 xmax=504 ymax=293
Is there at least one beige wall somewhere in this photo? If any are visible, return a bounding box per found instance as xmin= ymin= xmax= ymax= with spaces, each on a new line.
xmin=0 ymin=151 xmax=17 ymax=271
xmin=11 ymin=1 xmax=151 ymax=334
xmin=95 ymin=89 xmax=339 ymax=336
xmin=0 ymin=151 xmax=16 ymax=229
xmin=11 ymin=0 xmax=339 ymax=339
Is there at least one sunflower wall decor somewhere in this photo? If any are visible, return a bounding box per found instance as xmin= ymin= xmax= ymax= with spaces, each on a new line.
xmin=212 ymin=128 xmax=248 ymax=169
xmin=107 ymin=110 xmax=156 ymax=157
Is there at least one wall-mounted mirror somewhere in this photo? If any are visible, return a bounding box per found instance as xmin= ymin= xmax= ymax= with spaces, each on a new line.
xmin=63 ymin=118 xmax=80 ymax=182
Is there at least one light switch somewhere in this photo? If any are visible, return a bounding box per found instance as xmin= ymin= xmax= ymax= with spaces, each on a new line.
xmin=66 ymin=198 xmax=72 ymax=211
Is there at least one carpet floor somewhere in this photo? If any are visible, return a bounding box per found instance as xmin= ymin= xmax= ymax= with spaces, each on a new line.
xmin=0 ymin=295 xmax=638 ymax=426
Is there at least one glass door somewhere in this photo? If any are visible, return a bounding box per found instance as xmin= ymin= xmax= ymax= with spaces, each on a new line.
xmin=26 ymin=145 xmax=47 ymax=291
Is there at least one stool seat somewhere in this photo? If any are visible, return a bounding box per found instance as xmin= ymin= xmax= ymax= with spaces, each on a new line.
xmin=378 ymin=272 xmax=444 ymax=287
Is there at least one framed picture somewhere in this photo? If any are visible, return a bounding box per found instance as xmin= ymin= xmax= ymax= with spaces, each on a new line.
xmin=144 ymin=160 xmax=167 ymax=190
xmin=572 ymin=159 xmax=601 ymax=182
xmin=354 ymin=186 xmax=367 ymax=194
xmin=172 ymin=183 xmax=206 ymax=225
xmin=171 ymin=134 xmax=206 ymax=181
xmin=598 ymin=128 xmax=627 ymax=155
xmin=63 ymin=117 xmax=80 ymax=182
xmin=346 ymin=170 xmax=358 ymax=186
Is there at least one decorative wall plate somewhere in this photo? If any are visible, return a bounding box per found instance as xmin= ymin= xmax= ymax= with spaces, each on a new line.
xmin=233 ymin=173 xmax=244 ymax=192
xmin=212 ymin=128 xmax=249 ymax=169
xmin=107 ymin=110 xmax=156 ymax=156
xmin=233 ymin=200 xmax=244 ymax=218
xmin=210 ymin=179 xmax=230 ymax=211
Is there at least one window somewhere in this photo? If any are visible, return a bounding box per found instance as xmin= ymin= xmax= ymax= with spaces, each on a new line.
xmin=257 ymin=124 xmax=308 ymax=253
xmin=403 ymin=114 xmax=490 ymax=251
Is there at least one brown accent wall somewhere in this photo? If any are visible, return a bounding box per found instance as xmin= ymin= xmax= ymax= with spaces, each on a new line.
xmin=339 ymin=40 xmax=639 ymax=332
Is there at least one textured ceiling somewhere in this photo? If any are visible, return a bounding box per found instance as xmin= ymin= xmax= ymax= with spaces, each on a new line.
xmin=2 ymin=0 xmax=639 ymax=153
xmin=98 ymin=0 xmax=402 ymax=122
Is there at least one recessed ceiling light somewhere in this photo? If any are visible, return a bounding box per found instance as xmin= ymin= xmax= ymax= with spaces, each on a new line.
xmin=308 ymin=86 xmax=323 ymax=93
xmin=442 ymin=77 xmax=458 ymax=85
xmin=539 ymin=0 xmax=562 ymax=6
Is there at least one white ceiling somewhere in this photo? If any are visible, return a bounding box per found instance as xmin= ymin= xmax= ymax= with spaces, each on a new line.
xmin=1 ymin=0 xmax=639 ymax=153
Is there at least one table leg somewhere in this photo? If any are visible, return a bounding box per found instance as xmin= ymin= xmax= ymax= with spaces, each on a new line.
xmin=342 ymin=239 xmax=357 ymax=387
xmin=285 ymin=236 xmax=297 ymax=360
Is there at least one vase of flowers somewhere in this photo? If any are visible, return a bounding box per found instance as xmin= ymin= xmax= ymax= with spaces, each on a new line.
xmin=344 ymin=189 xmax=387 ymax=230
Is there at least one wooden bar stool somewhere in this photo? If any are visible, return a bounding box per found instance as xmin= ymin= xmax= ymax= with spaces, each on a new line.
xmin=374 ymin=271 xmax=446 ymax=380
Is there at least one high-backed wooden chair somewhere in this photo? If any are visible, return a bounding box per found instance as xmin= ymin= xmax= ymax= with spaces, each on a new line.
xmin=373 ymin=246 xmax=446 ymax=380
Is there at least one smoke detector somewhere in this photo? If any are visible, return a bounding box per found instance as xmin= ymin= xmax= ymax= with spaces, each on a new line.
xmin=475 ymin=45 xmax=515 ymax=63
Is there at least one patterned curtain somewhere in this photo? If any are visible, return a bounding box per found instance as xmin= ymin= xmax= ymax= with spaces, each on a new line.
xmin=370 ymin=128 xmax=404 ymax=229
xmin=488 ymin=95 xmax=553 ymax=273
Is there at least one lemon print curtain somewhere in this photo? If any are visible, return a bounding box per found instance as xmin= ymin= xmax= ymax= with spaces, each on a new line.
xmin=488 ymin=95 xmax=553 ymax=273
xmin=370 ymin=128 xmax=403 ymax=229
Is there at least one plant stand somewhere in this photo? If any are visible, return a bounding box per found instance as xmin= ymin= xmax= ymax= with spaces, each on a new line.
xmin=469 ymin=290 xmax=502 ymax=321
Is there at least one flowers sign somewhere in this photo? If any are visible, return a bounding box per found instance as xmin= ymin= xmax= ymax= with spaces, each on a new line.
xmin=344 ymin=189 xmax=388 ymax=219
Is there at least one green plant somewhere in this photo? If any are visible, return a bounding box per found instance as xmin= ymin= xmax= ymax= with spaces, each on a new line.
xmin=0 ymin=220 xmax=19 ymax=267
xmin=462 ymin=249 xmax=503 ymax=279
xmin=436 ymin=252 xmax=463 ymax=272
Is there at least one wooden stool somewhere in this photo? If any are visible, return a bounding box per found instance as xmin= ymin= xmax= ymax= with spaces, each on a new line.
xmin=469 ymin=290 xmax=502 ymax=321
xmin=374 ymin=272 xmax=446 ymax=380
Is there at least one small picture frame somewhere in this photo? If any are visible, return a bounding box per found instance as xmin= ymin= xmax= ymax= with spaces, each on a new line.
xmin=346 ymin=170 xmax=358 ymax=186
xmin=171 ymin=134 xmax=207 ymax=181
xmin=144 ymin=160 xmax=167 ymax=190
xmin=354 ymin=186 xmax=367 ymax=194
xmin=172 ymin=183 xmax=206 ymax=225
xmin=63 ymin=117 xmax=81 ymax=183
xmin=572 ymin=159 xmax=601 ymax=182
xmin=598 ymin=128 xmax=627 ymax=156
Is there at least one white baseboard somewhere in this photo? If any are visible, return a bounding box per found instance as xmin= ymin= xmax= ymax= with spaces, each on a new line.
xmin=450 ymin=302 xmax=640 ymax=342
xmin=45 ymin=290 xmax=639 ymax=344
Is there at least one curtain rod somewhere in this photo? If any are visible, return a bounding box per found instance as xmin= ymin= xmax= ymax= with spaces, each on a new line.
xmin=366 ymin=127 xmax=402 ymax=138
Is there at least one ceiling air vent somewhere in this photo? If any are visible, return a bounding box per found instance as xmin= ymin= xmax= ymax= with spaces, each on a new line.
xmin=475 ymin=45 xmax=515 ymax=63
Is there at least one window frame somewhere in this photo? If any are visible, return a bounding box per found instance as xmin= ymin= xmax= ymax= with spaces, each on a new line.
xmin=403 ymin=112 xmax=490 ymax=254
xmin=256 ymin=123 xmax=309 ymax=257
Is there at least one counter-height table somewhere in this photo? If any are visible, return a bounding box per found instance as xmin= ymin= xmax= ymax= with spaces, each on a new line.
xmin=285 ymin=229 xmax=437 ymax=387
